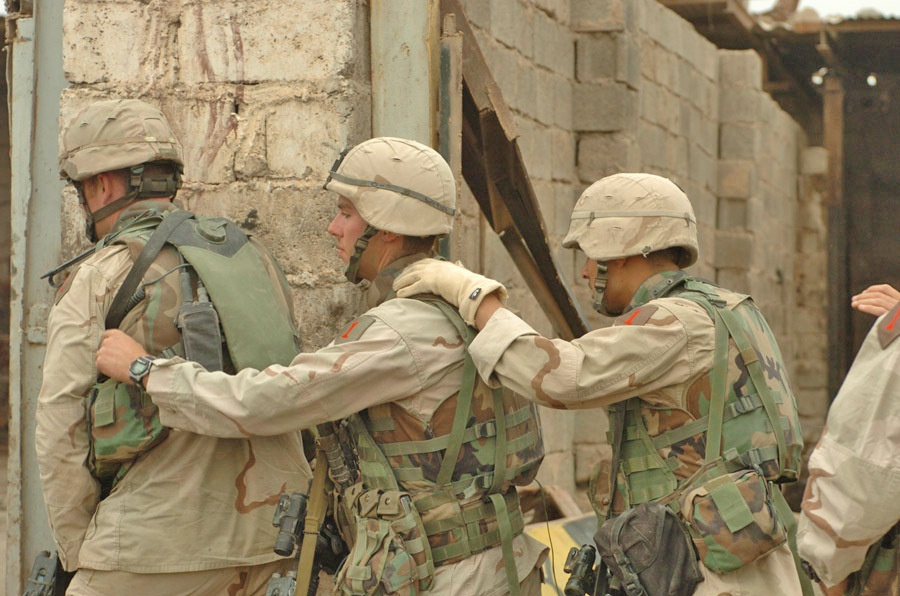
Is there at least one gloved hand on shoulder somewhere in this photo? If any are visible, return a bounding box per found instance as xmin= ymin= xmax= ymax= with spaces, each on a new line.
xmin=394 ymin=258 xmax=507 ymax=327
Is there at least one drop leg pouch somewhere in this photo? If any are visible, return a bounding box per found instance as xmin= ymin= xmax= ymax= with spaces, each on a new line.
xmin=595 ymin=501 xmax=703 ymax=596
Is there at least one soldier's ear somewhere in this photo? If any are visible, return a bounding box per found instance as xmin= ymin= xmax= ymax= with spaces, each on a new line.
xmin=380 ymin=231 xmax=404 ymax=245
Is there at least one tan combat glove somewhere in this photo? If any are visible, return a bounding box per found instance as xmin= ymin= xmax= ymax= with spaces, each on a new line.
xmin=394 ymin=258 xmax=507 ymax=326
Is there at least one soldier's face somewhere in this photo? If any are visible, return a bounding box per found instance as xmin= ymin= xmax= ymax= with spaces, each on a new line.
xmin=327 ymin=196 xmax=368 ymax=265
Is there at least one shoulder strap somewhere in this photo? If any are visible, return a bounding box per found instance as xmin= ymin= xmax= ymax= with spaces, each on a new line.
xmin=105 ymin=210 xmax=194 ymax=330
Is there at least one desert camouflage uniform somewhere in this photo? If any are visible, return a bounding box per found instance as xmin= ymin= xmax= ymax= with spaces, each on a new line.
xmin=799 ymin=302 xmax=900 ymax=592
xmin=146 ymin=253 xmax=547 ymax=595
xmin=468 ymin=270 xmax=804 ymax=595
xmin=36 ymin=201 xmax=311 ymax=584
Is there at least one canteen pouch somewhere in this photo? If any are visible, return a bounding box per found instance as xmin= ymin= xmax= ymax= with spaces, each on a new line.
xmin=336 ymin=489 xmax=434 ymax=596
xmin=595 ymin=501 xmax=703 ymax=596
xmin=680 ymin=468 xmax=787 ymax=574
xmin=86 ymin=378 xmax=169 ymax=481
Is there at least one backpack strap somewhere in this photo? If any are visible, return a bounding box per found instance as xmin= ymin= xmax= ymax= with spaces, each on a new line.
xmin=105 ymin=210 xmax=194 ymax=330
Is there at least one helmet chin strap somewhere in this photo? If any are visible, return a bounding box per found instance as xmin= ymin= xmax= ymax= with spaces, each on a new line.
xmin=344 ymin=225 xmax=379 ymax=284
xmin=592 ymin=263 xmax=613 ymax=316
xmin=83 ymin=190 xmax=140 ymax=242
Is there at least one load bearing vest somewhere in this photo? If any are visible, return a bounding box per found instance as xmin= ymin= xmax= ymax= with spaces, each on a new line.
xmin=599 ymin=274 xmax=803 ymax=513
xmin=341 ymin=298 xmax=544 ymax=594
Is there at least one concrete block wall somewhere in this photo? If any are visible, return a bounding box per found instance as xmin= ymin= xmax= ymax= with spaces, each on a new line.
xmin=60 ymin=0 xmax=372 ymax=351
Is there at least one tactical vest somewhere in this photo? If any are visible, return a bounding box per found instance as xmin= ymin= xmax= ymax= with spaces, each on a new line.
xmin=335 ymin=298 xmax=544 ymax=595
xmin=594 ymin=274 xmax=803 ymax=516
xmin=86 ymin=208 xmax=300 ymax=484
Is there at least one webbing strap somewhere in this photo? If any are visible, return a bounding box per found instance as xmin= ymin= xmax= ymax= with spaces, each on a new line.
xmin=704 ymin=308 xmax=731 ymax=463
xmin=652 ymin=393 xmax=765 ymax=449
xmin=106 ymin=210 xmax=193 ymax=330
xmin=717 ymin=307 xmax=789 ymax=473
xmin=490 ymin=492 xmax=521 ymax=596
xmin=489 ymin=386 xmax=508 ymax=494
xmin=772 ymin=486 xmax=816 ymax=596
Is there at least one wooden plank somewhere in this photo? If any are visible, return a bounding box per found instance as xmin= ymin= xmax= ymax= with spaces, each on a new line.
xmin=442 ymin=0 xmax=590 ymax=340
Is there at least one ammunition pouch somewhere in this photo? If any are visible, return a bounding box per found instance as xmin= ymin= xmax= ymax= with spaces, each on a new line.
xmin=335 ymin=487 xmax=434 ymax=596
xmin=86 ymin=378 xmax=169 ymax=484
xmin=679 ymin=468 xmax=787 ymax=574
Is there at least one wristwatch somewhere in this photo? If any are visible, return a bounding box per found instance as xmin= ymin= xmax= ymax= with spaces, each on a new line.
xmin=128 ymin=355 xmax=156 ymax=386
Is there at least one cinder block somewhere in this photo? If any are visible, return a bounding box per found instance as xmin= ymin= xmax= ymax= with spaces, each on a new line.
xmin=720 ymin=87 xmax=760 ymax=123
xmin=718 ymin=160 xmax=756 ymax=199
xmin=263 ymin=99 xmax=352 ymax=180
xmin=719 ymin=50 xmax=763 ymax=90
xmin=460 ymin=0 xmax=492 ymax=30
xmin=720 ymin=122 xmax=758 ymax=160
xmin=714 ymin=230 xmax=753 ymax=270
xmin=716 ymin=268 xmax=751 ymax=294
xmin=517 ymin=60 xmax=539 ymax=118
xmin=178 ymin=1 xmax=356 ymax=84
xmin=534 ymin=10 xmax=574 ymax=77
xmin=493 ymin=0 xmax=534 ymax=58
xmin=573 ymin=82 xmax=635 ymax=132
xmin=551 ymin=127 xmax=576 ymax=183
xmin=718 ymin=197 xmax=748 ymax=230
xmin=535 ymin=68 xmax=557 ymax=126
xmin=802 ymin=147 xmax=829 ymax=176
xmin=577 ymin=133 xmax=640 ymax=181
xmin=576 ymin=35 xmax=618 ymax=82
xmin=638 ymin=123 xmax=666 ymax=169
xmin=63 ymin=1 xmax=160 ymax=84
xmin=554 ymin=75 xmax=574 ymax=129
xmin=571 ymin=0 xmax=627 ymax=32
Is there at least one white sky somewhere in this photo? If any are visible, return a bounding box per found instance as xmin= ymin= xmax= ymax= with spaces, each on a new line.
xmin=748 ymin=0 xmax=900 ymax=17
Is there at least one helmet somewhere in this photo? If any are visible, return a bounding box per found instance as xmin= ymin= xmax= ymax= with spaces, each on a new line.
xmin=562 ymin=173 xmax=698 ymax=267
xmin=59 ymin=98 xmax=184 ymax=182
xmin=324 ymin=137 xmax=456 ymax=237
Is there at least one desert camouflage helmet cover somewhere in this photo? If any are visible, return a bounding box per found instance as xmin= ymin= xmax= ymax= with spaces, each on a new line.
xmin=324 ymin=137 xmax=456 ymax=236
xmin=59 ymin=98 xmax=184 ymax=182
xmin=563 ymin=173 xmax=699 ymax=267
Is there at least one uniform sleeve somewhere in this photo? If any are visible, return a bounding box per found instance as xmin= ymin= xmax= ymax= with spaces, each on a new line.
xmin=798 ymin=320 xmax=900 ymax=587
xmin=148 ymin=316 xmax=427 ymax=437
xmin=35 ymin=263 xmax=110 ymax=570
xmin=470 ymin=301 xmax=712 ymax=410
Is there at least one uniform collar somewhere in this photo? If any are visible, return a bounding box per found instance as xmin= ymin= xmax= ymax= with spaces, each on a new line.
xmin=625 ymin=269 xmax=689 ymax=311
xmin=364 ymin=252 xmax=436 ymax=309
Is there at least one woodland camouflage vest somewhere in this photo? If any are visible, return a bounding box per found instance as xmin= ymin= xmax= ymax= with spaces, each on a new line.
xmin=592 ymin=272 xmax=803 ymax=517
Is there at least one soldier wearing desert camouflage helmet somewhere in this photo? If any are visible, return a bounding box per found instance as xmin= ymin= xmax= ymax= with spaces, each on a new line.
xmin=393 ymin=172 xmax=811 ymax=595
xmin=38 ymin=98 xmax=309 ymax=595
xmin=97 ymin=136 xmax=548 ymax=595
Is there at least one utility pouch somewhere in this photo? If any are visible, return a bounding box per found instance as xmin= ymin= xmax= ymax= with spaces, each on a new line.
xmin=86 ymin=378 xmax=169 ymax=481
xmin=679 ymin=468 xmax=786 ymax=574
xmin=174 ymin=271 xmax=225 ymax=372
xmin=176 ymin=300 xmax=224 ymax=371
xmin=595 ymin=501 xmax=703 ymax=596
xmin=336 ymin=488 xmax=434 ymax=596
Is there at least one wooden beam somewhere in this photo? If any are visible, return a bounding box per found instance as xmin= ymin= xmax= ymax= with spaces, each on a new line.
xmin=441 ymin=0 xmax=590 ymax=340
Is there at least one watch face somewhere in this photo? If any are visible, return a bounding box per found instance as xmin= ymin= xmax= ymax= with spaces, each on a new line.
xmin=129 ymin=357 xmax=154 ymax=380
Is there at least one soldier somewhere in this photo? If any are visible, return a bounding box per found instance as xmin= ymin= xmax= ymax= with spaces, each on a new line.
xmin=38 ymin=98 xmax=310 ymax=595
xmin=798 ymin=291 xmax=900 ymax=595
xmin=393 ymin=173 xmax=810 ymax=595
xmin=96 ymin=136 xmax=548 ymax=595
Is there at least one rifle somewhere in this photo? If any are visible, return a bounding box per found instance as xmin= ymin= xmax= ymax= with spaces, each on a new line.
xmin=563 ymin=545 xmax=621 ymax=596
xmin=23 ymin=550 xmax=74 ymax=596
xmin=266 ymin=423 xmax=352 ymax=596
